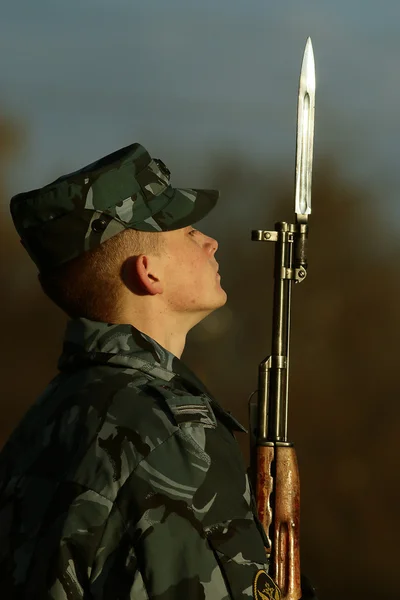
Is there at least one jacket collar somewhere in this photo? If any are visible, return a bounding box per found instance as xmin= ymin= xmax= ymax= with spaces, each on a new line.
xmin=58 ymin=318 xmax=247 ymax=433
xmin=59 ymin=318 xmax=210 ymax=394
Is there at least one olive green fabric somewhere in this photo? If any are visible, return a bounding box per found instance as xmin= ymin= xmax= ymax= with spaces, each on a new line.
xmin=10 ymin=143 xmax=219 ymax=271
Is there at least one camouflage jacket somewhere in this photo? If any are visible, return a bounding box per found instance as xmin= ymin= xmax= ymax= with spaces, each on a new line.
xmin=0 ymin=318 xmax=271 ymax=599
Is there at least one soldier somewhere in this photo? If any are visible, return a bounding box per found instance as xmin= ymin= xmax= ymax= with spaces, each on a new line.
xmin=0 ymin=142 xmax=275 ymax=599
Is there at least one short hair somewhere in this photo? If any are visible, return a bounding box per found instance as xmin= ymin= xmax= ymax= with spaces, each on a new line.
xmin=38 ymin=229 xmax=164 ymax=322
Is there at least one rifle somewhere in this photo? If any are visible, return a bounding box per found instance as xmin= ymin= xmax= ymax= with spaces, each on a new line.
xmin=249 ymin=38 xmax=316 ymax=600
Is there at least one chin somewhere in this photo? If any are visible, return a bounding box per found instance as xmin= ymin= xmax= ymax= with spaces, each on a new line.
xmin=217 ymin=288 xmax=228 ymax=307
xmin=218 ymin=281 xmax=228 ymax=301
xmin=193 ymin=293 xmax=228 ymax=325
xmin=208 ymin=289 xmax=228 ymax=312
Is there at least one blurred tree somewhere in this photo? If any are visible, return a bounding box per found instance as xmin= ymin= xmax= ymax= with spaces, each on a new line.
xmin=0 ymin=117 xmax=66 ymax=444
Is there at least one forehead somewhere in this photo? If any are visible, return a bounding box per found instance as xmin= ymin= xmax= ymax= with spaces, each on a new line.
xmin=161 ymin=226 xmax=199 ymax=249
xmin=166 ymin=225 xmax=196 ymax=237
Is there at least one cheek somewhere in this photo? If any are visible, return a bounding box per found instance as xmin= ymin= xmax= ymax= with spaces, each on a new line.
xmin=182 ymin=249 xmax=206 ymax=276
xmin=166 ymin=244 xmax=209 ymax=290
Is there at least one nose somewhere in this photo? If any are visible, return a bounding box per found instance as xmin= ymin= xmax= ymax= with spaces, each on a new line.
xmin=204 ymin=234 xmax=218 ymax=256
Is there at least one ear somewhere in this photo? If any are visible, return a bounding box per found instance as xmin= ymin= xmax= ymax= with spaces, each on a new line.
xmin=136 ymin=254 xmax=163 ymax=295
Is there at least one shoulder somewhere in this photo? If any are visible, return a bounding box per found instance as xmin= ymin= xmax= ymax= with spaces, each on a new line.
xmin=0 ymin=365 xmax=219 ymax=504
xmin=94 ymin=373 xmax=217 ymax=444
xmin=65 ymin=371 xmax=219 ymax=500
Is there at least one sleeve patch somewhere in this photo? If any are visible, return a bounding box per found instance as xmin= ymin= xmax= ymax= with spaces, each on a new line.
xmin=146 ymin=382 xmax=217 ymax=429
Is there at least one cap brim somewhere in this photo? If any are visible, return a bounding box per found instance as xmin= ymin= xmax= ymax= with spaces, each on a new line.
xmin=134 ymin=187 xmax=219 ymax=232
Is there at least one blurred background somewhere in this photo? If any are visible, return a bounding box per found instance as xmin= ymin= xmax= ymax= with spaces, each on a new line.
xmin=1 ymin=1 xmax=400 ymax=598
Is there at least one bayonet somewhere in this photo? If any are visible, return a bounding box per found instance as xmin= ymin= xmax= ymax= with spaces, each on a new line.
xmin=295 ymin=37 xmax=315 ymax=223
xmin=293 ymin=38 xmax=315 ymax=285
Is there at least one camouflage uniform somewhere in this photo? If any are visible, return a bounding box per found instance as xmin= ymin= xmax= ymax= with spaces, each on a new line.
xmin=9 ymin=142 xmax=219 ymax=272
xmin=0 ymin=318 xmax=270 ymax=598
xmin=1 ymin=142 xmax=280 ymax=599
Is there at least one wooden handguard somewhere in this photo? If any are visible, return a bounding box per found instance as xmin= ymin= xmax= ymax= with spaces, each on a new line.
xmin=256 ymin=445 xmax=301 ymax=600
xmin=256 ymin=445 xmax=274 ymax=553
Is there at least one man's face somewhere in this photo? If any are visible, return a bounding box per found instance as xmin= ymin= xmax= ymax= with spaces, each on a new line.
xmin=160 ymin=226 xmax=227 ymax=323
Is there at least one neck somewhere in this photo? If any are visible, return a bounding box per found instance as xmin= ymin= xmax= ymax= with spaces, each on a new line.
xmin=117 ymin=305 xmax=192 ymax=359
xmin=133 ymin=318 xmax=188 ymax=359
xmin=116 ymin=294 xmax=212 ymax=358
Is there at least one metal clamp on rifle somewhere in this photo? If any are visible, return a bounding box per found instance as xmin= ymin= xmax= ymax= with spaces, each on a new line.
xmin=249 ymin=38 xmax=316 ymax=600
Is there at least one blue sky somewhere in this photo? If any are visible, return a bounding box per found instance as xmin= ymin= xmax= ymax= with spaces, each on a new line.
xmin=2 ymin=0 xmax=400 ymax=228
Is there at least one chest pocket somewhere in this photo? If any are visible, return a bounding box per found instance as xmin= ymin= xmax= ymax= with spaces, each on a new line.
xmin=205 ymin=518 xmax=270 ymax=599
xmin=147 ymin=382 xmax=217 ymax=429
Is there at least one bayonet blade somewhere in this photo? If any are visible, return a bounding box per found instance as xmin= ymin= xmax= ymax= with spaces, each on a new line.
xmin=294 ymin=37 xmax=315 ymax=223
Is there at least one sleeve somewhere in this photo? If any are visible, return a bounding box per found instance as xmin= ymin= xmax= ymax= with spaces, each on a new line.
xmin=11 ymin=483 xmax=112 ymax=599
xmin=16 ymin=481 xmax=149 ymax=600
xmin=9 ymin=480 xmax=148 ymax=600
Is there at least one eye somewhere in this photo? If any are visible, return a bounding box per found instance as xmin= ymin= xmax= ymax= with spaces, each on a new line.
xmin=188 ymin=228 xmax=197 ymax=236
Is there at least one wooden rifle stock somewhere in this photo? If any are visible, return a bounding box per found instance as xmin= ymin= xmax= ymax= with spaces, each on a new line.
xmin=256 ymin=444 xmax=301 ymax=599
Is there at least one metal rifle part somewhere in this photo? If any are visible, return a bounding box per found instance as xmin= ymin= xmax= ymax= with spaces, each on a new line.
xmin=251 ymin=37 xmax=315 ymax=444
xmin=295 ymin=37 xmax=315 ymax=224
xmin=249 ymin=38 xmax=316 ymax=600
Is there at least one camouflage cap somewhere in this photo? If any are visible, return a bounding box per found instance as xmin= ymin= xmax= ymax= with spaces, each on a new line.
xmin=10 ymin=143 xmax=219 ymax=271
